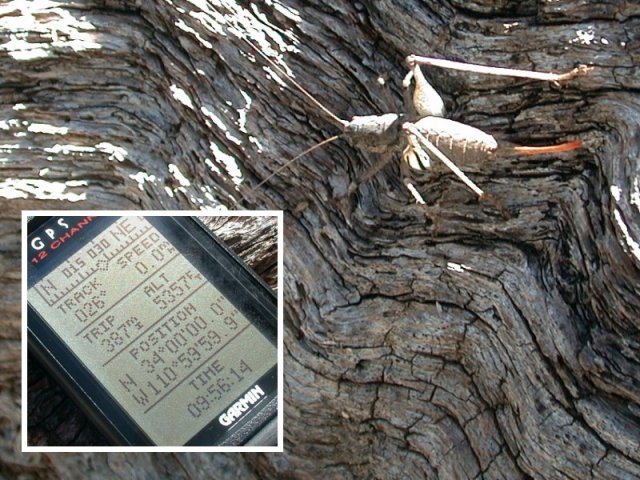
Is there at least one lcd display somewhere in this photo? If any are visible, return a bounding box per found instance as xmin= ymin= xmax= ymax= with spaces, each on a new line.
xmin=27 ymin=216 xmax=277 ymax=445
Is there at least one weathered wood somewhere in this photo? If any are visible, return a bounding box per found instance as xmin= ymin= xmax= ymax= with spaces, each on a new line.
xmin=1 ymin=0 xmax=639 ymax=478
xmin=25 ymin=215 xmax=277 ymax=448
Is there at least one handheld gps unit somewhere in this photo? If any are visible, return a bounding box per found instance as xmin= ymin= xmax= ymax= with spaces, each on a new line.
xmin=26 ymin=215 xmax=278 ymax=447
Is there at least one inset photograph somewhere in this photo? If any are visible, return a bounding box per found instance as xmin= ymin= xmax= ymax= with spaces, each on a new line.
xmin=23 ymin=212 xmax=282 ymax=451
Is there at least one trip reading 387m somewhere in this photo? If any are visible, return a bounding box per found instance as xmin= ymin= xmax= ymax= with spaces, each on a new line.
xmin=28 ymin=217 xmax=276 ymax=445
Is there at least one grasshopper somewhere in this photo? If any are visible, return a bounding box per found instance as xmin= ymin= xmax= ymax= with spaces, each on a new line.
xmin=248 ymin=42 xmax=589 ymax=211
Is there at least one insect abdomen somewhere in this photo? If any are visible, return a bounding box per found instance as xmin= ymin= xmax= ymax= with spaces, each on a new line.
xmin=413 ymin=116 xmax=498 ymax=166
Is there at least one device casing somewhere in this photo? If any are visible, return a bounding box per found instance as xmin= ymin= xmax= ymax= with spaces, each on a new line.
xmin=27 ymin=215 xmax=278 ymax=446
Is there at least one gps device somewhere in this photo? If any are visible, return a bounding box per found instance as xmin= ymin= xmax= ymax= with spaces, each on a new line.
xmin=26 ymin=215 xmax=278 ymax=447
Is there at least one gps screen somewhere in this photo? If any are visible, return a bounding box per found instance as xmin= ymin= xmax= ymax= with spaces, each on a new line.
xmin=28 ymin=216 xmax=276 ymax=445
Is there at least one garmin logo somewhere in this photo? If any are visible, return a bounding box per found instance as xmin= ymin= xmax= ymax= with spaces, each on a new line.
xmin=218 ymin=385 xmax=265 ymax=427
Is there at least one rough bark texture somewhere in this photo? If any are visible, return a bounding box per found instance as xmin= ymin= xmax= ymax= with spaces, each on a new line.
xmin=1 ymin=0 xmax=639 ymax=479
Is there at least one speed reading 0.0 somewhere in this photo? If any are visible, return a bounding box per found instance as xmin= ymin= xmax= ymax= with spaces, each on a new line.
xmin=27 ymin=215 xmax=278 ymax=447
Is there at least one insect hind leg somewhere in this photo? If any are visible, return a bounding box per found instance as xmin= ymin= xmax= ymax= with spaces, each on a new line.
xmin=399 ymin=159 xmax=426 ymax=205
xmin=402 ymin=123 xmax=512 ymax=218
xmin=403 ymin=123 xmax=485 ymax=199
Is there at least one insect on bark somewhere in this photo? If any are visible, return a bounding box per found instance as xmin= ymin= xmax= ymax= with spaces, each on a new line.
xmin=248 ymin=41 xmax=591 ymax=213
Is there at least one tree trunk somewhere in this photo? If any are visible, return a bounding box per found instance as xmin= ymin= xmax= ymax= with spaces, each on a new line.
xmin=1 ymin=0 xmax=639 ymax=478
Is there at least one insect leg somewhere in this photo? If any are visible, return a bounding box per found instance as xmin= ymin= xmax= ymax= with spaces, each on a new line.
xmin=403 ymin=123 xmax=512 ymax=217
xmin=402 ymin=70 xmax=417 ymax=117
xmin=399 ymin=159 xmax=426 ymax=205
xmin=406 ymin=55 xmax=593 ymax=83
xmin=403 ymin=123 xmax=485 ymax=199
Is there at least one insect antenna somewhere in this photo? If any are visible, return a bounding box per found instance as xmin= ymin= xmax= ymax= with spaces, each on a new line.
xmin=251 ymin=135 xmax=340 ymax=190
xmin=243 ymin=39 xmax=349 ymax=189
xmin=243 ymin=39 xmax=346 ymax=128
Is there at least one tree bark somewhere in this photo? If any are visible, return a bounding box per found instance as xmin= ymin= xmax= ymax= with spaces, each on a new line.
xmin=1 ymin=0 xmax=639 ymax=478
